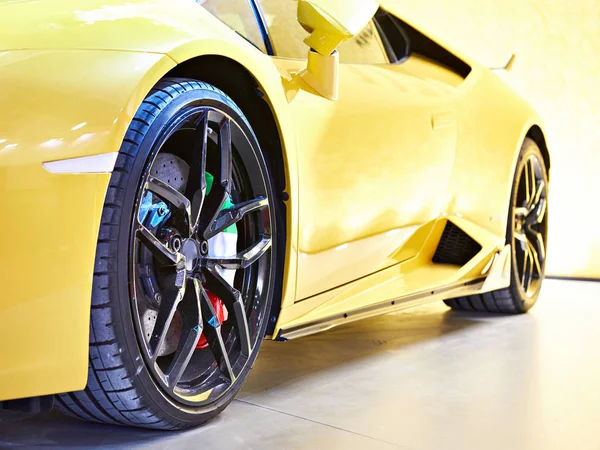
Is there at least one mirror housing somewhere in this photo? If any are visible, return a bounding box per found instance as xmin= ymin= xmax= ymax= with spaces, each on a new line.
xmin=298 ymin=0 xmax=380 ymax=57
xmin=297 ymin=0 xmax=379 ymax=100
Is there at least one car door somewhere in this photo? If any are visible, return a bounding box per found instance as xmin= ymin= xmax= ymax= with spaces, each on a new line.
xmin=258 ymin=1 xmax=459 ymax=300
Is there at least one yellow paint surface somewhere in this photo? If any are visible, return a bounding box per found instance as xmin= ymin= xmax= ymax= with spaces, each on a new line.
xmin=0 ymin=0 xmax=564 ymax=400
xmin=386 ymin=0 xmax=600 ymax=277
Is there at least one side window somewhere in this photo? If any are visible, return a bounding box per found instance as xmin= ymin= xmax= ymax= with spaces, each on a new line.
xmin=257 ymin=0 xmax=306 ymax=59
xmin=259 ymin=0 xmax=388 ymax=64
xmin=199 ymin=0 xmax=267 ymax=52
xmin=337 ymin=21 xmax=388 ymax=65
xmin=373 ymin=9 xmax=411 ymax=63
xmin=374 ymin=8 xmax=471 ymax=78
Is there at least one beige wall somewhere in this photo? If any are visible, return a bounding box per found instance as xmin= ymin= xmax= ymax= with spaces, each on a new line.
xmin=386 ymin=0 xmax=600 ymax=278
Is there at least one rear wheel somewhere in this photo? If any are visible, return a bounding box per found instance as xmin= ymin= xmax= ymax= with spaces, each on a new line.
xmin=444 ymin=138 xmax=548 ymax=313
xmin=55 ymin=79 xmax=281 ymax=430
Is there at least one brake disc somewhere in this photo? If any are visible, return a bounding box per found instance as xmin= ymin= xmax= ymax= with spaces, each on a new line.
xmin=141 ymin=153 xmax=190 ymax=357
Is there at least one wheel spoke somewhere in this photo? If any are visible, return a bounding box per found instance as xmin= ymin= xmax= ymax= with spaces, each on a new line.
xmin=136 ymin=224 xmax=179 ymax=265
xmin=529 ymin=229 xmax=546 ymax=268
xmin=525 ymin=159 xmax=536 ymax=209
xmin=532 ymin=180 xmax=545 ymax=209
xmin=165 ymin=279 xmax=203 ymax=389
xmin=527 ymin=197 xmax=547 ymax=225
xmin=527 ymin=238 xmax=543 ymax=279
xmin=205 ymin=236 xmax=271 ymax=270
xmin=149 ymin=286 xmax=185 ymax=359
xmin=206 ymin=267 xmax=252 ymax=357
xmin=522 ymin=241 xmax=536 ymax=292
xmin=188 ymin=114 xmax=208 ymax=234
xmin=520 ymin=247 xmax=527 ymax=287
xmin=199 ymin=117 xmax=232 ymax=239
xmin=514 ymin=229 xmax=527 ymax=243
xmin=205 ymin=197 xmax=268 ymax=240
xmin=199 ymin=284 xmax=235 ymax=381
xmin=146 ymin=176 xmax=192 ymax=225
xmin=525 ymin=176 xmax=546 ymax=226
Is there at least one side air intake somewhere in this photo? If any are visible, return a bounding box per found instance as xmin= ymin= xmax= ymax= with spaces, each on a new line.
xmin=432 ymin=221 xmax=482 ymax=266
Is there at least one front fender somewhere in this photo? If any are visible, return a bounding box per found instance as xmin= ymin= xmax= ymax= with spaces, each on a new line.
xmin=0 ymin=41 xmax=300 ymax=399
xmin=0 ymin=49 xmax=174 ymax=400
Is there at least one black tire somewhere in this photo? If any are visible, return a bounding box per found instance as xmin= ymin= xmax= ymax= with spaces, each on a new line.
xmin=444 ymin=138 xmax=548 ymax=313
xmin=55 ymin=78 xmax=282 ymax=430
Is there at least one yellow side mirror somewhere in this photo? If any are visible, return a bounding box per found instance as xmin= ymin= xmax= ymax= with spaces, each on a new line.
xmin=298 ymin=0 xmax=379 ymax=56
xmin=296 ymin=0 xmax=379 ymax=100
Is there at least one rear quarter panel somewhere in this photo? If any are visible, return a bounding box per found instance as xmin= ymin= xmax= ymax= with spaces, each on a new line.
xmin=382 ymin=2 xmax=546 ymax=242
xmin=445 ymin=65 xmax=545 ymax=243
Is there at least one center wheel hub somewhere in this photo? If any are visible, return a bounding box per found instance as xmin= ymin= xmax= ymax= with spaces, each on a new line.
xmin=515 ymin=219 xmax=524 ymax=232
xmin=181 ymin=238 xmax=200 ymax=272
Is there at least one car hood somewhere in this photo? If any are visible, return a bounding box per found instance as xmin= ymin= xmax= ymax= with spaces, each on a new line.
xmin=0 ymin=0 xmax=225 ymax=53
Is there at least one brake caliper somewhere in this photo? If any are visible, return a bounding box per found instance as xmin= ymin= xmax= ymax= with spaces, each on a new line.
xmin=196 ymin=290 xmax=229 ymax=348
xmin=138 ymin=191 xmax=171 ymax=227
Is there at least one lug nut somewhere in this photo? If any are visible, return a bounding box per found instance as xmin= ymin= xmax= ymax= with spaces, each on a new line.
xmin=171 ymin=236 xmax=182 ymax=252
xmin=200 ymin=241 xmax=209 ymax=256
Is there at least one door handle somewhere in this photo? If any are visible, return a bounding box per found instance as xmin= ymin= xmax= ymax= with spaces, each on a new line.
xmin=431 ymin=112 xmax=455 ymax=130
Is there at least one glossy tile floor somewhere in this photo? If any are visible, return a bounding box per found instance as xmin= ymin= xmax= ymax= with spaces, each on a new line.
xmin=1 ymin=279 xmax=599 ymax=449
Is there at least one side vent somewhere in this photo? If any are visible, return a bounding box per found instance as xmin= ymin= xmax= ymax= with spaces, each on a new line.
xmin=433 ymin=221 xmax=482 ymax=266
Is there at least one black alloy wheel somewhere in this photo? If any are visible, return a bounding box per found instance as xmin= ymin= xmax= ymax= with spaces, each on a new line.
xmin=444 ymin=138 xmax=548 ymax=313
xmin=512 ymin=147 xmax=548 ymax=299
xmin=55 ymin=79 xmax=282 ymax=429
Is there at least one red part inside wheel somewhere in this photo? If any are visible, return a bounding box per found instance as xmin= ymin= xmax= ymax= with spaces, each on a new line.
xmin=196 ymin=290 xmax=228 ymax=349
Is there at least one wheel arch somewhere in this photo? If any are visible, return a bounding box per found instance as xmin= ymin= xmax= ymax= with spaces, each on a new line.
xmin=165 ymin=56 xmax=287 ymax=195
xmin=526 ymin=124 xmax=551 ymax=177
xmin=503 ymin=120 xmax=551 ymax=233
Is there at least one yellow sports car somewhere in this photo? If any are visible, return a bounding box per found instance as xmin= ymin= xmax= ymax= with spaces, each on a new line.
xmin=0 ymin=0 xmax=549 ymax=429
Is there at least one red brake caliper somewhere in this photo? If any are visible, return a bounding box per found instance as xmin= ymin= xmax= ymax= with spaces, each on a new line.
xmin=196 ymin=290 xmax=228 ymax=349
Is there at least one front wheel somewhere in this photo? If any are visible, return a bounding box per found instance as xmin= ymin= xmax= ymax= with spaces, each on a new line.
xmin=445 ymin=138 xmax=548 ymax=313
xmin=56 ymin=79 xmax=282 ymax=430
